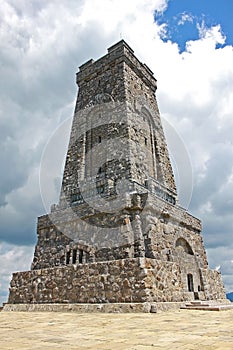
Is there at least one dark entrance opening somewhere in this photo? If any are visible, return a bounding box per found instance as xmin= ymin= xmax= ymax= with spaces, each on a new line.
xmin=187 ymin=273 xmax=194 ymax=292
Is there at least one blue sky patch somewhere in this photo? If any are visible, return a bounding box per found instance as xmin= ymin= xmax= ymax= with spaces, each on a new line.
xmin=155 ymin=0 xmax=233 ymax=52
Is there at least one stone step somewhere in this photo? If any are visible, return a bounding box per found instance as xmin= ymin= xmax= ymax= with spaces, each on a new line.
xmin=189 ymin=301 xmax=210 ymax=306
xmin=181 ymin=303 xmax=233 ymax=311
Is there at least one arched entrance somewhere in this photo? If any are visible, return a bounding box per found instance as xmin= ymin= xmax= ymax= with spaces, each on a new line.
xmin=175 ymin=237 xmax=203 ymax=300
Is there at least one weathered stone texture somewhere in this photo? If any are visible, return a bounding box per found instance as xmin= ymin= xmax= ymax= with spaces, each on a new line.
xmin=6 ymin=40 xmax=227 ymax=308
xmin=10 ymin=252 xmax=226 ymax=306
xmin=9 ymin=258 xmax=221 ymax=305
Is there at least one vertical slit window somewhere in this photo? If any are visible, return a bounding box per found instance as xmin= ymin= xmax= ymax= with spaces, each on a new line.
xmin=79 ymin=249 xmax=84 ymax=264
xmin=72 ymin=249 xmax=77 ymax=264
xmin=187 ymin=273 xmax=194 ymax=292
xmin=66 ymin=251 xmax=71 ymax=265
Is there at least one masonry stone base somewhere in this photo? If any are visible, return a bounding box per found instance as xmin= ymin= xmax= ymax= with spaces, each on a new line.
xmin=7 ymin=257 xmax=226 ymax=309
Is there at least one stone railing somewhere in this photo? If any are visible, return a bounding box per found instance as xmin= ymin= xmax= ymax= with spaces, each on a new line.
xmin=145 ymin=177 xmax=176 ymax=205
xmin=69 ymin=176 xmax=176 ymax=207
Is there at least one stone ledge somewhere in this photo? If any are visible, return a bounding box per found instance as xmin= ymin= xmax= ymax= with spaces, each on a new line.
xmin=3 ymin=302 xmax=184 ymax=313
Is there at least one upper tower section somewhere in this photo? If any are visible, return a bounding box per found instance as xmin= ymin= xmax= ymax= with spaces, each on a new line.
xmin=75 ymin=40 xmax=157 ymax=111
xmin=59 ymin=40 xmax=177 ymax=209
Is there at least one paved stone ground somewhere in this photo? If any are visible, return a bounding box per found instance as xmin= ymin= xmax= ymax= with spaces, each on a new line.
xmin=0 ymin=309 xmax=233 ymax=349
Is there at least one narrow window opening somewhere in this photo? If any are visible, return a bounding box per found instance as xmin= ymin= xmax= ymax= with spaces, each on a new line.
xmin=72 ymin=249 xmax=77 ymax=264
xmin=98 ymin=136 xmax=102 ymax=143
xmin=97 ymin=185 xmax=105 ymax=194
xmin=144 ymin=137 xmax=147 ymax=146
xmin=66 ymin=251 xmax=71 ymax=265
xmin=187 ymin=273 xmax=194 ymax=292
xmin=79 ymin=249 xmax=84 ymax=264
xmin=60 ymin=255 xmax=65 ymax=265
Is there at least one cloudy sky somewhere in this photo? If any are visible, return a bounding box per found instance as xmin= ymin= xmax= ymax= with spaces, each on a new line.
xmin=1 ymin=0 xmax=233 ymax=304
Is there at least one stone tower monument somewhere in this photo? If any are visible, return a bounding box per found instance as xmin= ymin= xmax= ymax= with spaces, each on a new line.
xmin=6 ymin=40 xmax=227 ymax=312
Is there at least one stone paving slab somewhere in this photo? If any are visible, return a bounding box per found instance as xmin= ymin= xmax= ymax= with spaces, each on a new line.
xmin=0 ymin=309 xmax=233 ymax=349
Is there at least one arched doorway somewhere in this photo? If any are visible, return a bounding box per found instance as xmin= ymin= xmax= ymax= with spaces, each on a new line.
xmin=175 ymin=237 xmax=202 ymax=300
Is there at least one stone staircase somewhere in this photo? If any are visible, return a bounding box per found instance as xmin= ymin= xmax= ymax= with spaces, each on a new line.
xmin=181 ymin=300 xmax=233 ymax=311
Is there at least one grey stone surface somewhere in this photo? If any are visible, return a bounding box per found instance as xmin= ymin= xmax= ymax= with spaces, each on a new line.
xmin=6 ymin=40 xmax=227 ymax=308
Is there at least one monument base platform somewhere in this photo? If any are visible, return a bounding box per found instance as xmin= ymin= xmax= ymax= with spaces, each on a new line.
xmin=7 ymin=258 xmax=227 ymax=306
xmin=3 ymin=301 xmax=184 ymax=313
xmin=3 ymin=300 xmax=231 ymax=313
xmin=3 ymin=299 xmax=231 ymax=313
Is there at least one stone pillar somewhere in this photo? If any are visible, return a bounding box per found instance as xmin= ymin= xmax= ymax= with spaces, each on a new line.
xmin=119 ymin=214 xmax=134 ymax=258
xmin=122 ymin=215 xmax=134 ymax=244
xmin=89 ymin=249 xmax=95 ymax=263
xmin=133 ymin=214 xmax=145 ymax=258
xmin=82 ymin=251 xmax=87 ymax=264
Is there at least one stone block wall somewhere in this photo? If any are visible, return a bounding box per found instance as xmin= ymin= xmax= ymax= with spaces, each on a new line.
xmin=8 ymin=257 xmax=225 ymax=305
xmin=33 ymin=192 xmax=206 ymax=272
xmin=201 ymin=269 xmax=226 ymax=300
